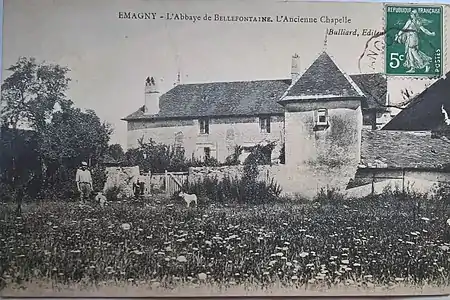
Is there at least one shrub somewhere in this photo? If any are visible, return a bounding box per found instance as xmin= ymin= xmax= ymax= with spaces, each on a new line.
xmin=314 ymin=187 xmax=345 ymax=205
xmin=186 ymin=142 xmax=283 ymax=205
xmin=279 ymin=143 xmax=285 ymax=164
xmin=104 ymin=186 xmax=123 ymax=202
xmin=91 ymin=166 xmax=107 ymax=192
xmin=431 ymin=182 xmax=450 ymax=216
xmin=223 ymin=145 xmax=243 ymax=166
xmin=0 ymin=182 xmax=14 ymax=202
xmin=125 ymin=138 xmax=224 ymax=173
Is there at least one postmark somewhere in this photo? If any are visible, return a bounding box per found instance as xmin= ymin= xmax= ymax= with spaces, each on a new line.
xmin=358 ymin=32 xmax=385 ymax=74
xmin=384 ymin=4 xmax=443 ymax=78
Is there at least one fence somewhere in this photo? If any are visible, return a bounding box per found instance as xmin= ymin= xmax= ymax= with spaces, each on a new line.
xmin=164 ymin=170 xmax=189 ymax=196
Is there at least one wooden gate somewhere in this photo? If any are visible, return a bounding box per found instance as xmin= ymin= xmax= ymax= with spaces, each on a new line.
xmin=165 ymin=170 xmax=188 ymax=196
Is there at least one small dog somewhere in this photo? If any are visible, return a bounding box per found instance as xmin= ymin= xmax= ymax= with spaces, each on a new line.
xmin=95 ymin=192 xmax=107 ymax=208
xmin=178 ymin=191 xmax=198 ymax=208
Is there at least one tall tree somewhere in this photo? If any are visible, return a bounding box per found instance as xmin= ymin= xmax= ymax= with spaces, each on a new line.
xmin=108 ymin=144 xmax=125 ymax=162
xmin=1 ymin=57 xmax=72 ymax=212
xmin=38 ymin=108 xmax=112 ymax=197
xmin=1 ymin=57 xmax=72 ymax=131
xmin=1 ymin=57 xmax=113 ymax=203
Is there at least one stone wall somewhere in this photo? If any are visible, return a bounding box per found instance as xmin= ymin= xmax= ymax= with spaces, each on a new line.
xmin=127 ymin=115 xmax=284 ymax=163
xmin=345 ymin=169 xmax=450 ymax=198
xmin=188 ymin=164 xmax=347 ymax=199
xmin=103 ymin=166 xmax=140 ymax=198
xmin=189 ymin=165 xmax=450 ymax=200
xmin=149 ymin=173 xmax=166 ymax=193
xmin=188 ymin=165 xmax=277 ymax=183
xmin=283 ymin=100 xmax=363 ymax=196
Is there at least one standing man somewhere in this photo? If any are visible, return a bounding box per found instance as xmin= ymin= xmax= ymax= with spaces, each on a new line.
xmin=76 ymin=161 xmax=93 ymax=202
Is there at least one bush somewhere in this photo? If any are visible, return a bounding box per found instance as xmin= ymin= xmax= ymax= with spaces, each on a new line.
xmin=223 ymin=145 xmax=243 ymax=166
xmin=186 ymin=142 xmax=283 ymax=205
xmin=104 ymin=186 xmax=123 ymax=202
xmin=0 ymin=182 xmax=14 ymax=202
xmin=279 ymin=143 xmax=285 ymax=164
xmin=187 ymin=175 xmax=282 ymax=205
xmin=91 ymin=166 xmax=106 ymax=192
xmin=313 ymin=187 xmax=345 ymax=205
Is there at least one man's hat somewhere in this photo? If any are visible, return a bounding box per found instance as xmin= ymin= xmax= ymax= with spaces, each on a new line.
xmin=81 ymin=161 xmax=88 ymax=166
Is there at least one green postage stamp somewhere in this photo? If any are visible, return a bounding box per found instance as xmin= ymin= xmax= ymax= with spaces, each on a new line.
xmin=385 ymin=5 xmax=443 ymax=77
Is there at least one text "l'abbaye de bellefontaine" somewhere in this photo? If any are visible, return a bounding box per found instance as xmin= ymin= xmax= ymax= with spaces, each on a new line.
xmin=118 ymin=12 xmax=352 ymax=25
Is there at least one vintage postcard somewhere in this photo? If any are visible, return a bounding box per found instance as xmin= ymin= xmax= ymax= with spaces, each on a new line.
xmin=1 ymin=0 xmax=450 ymax=297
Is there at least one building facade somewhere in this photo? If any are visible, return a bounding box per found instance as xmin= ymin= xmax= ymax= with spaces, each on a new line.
xmin=123 ymin=51 xmax=450 ymax=198
xmin=123 ymin=51 xmax=392 ymax=165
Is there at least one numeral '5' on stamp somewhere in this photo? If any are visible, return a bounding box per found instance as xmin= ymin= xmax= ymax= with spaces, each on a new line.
xmin=385 ymin=5 xmax=443 ymax=77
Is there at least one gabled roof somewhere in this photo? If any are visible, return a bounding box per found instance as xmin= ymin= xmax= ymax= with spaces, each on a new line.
xmin=360 ymin=129 xmax=450 ymax=170
xmin=123 ymin=64 xmax=387 ymax=121
xmin=281 ymin=51 xmax=365 ymax=101
xmin=383 ymin=72 xmax=450 ymax=131
xmin=123 ymin=79 xmax=290 ymax=121
xmin=351 ymin=73 xmax=387 ymax=110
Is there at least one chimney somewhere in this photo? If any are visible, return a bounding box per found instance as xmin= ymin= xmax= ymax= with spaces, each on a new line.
xmin=144 ymin=76 xmax=160 ymax=115
xmin=291 ymin=53 xmax=300 ymax=82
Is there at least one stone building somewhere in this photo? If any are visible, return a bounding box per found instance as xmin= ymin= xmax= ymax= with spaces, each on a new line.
xmin=345 ymin=72 xmax=450 ymax=197
xmin=123 ymin=51 xmax=450 ymax=198
xmin=123 ymin=51 xmax=392 ymax=164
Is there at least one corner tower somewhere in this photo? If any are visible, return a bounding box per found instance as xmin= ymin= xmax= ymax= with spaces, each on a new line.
xmin=279 ymin=51 xmax=366 ymax=194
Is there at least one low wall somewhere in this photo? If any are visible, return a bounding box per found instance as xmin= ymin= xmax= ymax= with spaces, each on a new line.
xmin=104 ymin=166 xmax=140 ymax=198
xmin=149 ymin=173 xmax=166 ymax=193
xmin=345 ymin=169 xmax=450 ymax=198
xmin=188 ymin=166 xmax=450 ymax=200
xmin=188 ymin=165 xmax=353 ymax=199
xmin=188 ymin=165 xmax=276 ymax=183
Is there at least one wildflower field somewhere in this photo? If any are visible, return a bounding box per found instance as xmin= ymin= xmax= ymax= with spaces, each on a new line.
xmin=1 ymin=195 xmax=450 ymax=295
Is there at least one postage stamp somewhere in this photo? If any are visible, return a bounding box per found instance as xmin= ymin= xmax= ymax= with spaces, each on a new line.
xmin=385 ymin=5 xmax=444 ymax=77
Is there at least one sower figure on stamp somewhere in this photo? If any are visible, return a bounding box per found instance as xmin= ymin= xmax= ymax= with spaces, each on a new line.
xmin=395 ymin=9 xmax=435 ymax=73
xmin=76 ymin=161 xmax=93 ymax=203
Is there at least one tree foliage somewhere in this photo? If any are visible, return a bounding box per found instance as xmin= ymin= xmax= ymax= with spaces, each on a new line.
xmin=1 ymin=57 xmax=72 ymax=131
xmin=39 ymin=108 xmax=112 ymax=167
xmin=0 ymin=57 xmax=112 ymax=202
xmin=107 ymin=144 xmax=125 ymax=162
xmin=123 ymin=137 xmax=219 ymax=173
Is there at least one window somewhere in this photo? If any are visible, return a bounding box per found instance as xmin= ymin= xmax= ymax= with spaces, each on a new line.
xmin=260 ymin=117 xmax=271 ymax=133
xmin=204 ymin=147 xmax=211 ymax=160
xmin=316 ymin=109 xmax=328 ymax=126
xmin=174 ymin=131 xmax=184 ymax=148
xmin=199 ymin=118 xmax=209 ymax=134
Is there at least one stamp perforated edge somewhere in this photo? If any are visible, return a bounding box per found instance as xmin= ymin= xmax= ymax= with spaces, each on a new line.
xmin=382 ymin=2 xmax=447 ymax=80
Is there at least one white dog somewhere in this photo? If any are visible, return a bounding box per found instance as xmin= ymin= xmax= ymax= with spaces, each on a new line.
xmin=95 ymin=192 xmax=107 ymax=208
xmin=178 ymin=191 xmax=198 ymax=208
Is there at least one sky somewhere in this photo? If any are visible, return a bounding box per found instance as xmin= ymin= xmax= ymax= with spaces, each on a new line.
xmin=1 ymin=0 xmax=450 ymax=149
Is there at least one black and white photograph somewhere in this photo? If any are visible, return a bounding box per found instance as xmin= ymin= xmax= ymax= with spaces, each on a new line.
xmin=1 ymin=0 xmax=450 ymax=296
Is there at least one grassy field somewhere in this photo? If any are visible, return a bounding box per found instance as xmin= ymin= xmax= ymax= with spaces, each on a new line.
xmin=1 ymin=196 xmax=450 ymax=296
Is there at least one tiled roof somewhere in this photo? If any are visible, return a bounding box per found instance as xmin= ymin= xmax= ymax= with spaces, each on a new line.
xmin=360 ymin=129 xmax=450 ymax=170
xmin=350 ymin=73 xmax=387 ymax=110
xmin=122 ymin=52 xmax=388 ymax=121
xmin=283 ymin=51 xmax=365 ymax=100
xmin=123 ymin=74 xmax=387 ymax=121
xmin=123 ymin=79 xmax=290 ymax=120
xmin=382 ymin=71 xmax=450 ymax=131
